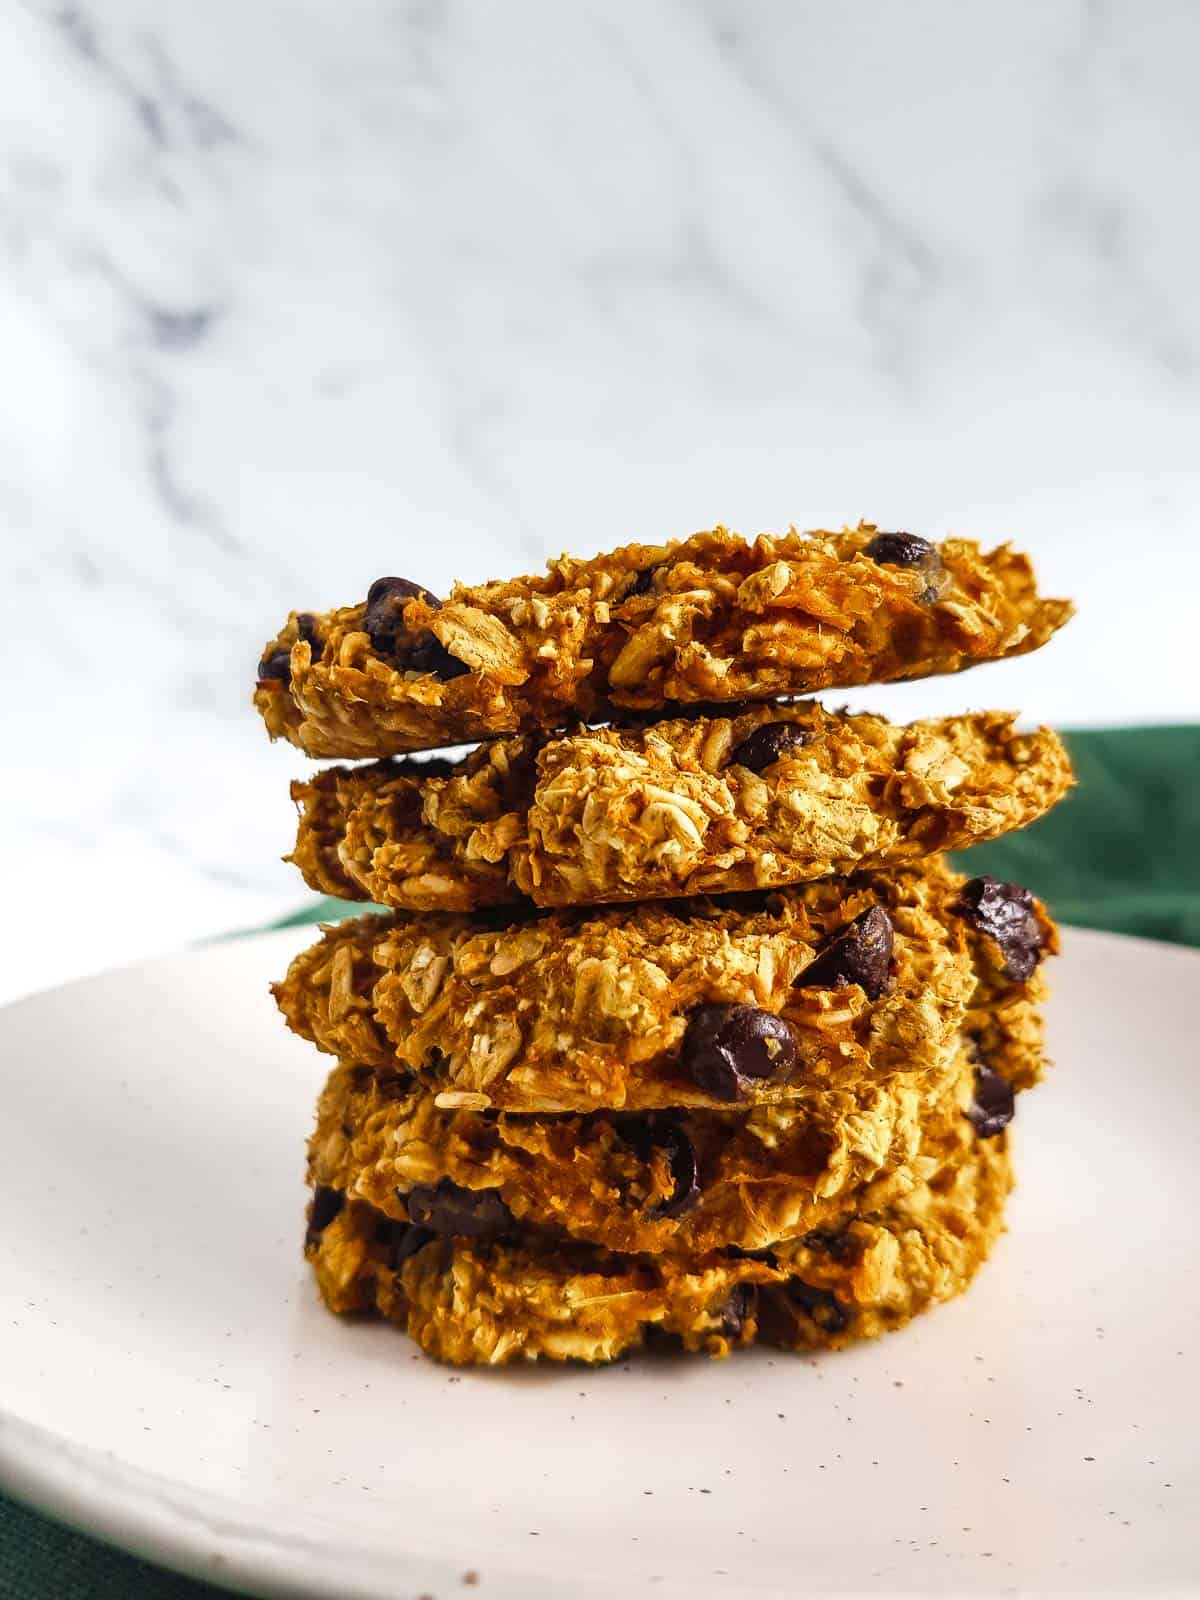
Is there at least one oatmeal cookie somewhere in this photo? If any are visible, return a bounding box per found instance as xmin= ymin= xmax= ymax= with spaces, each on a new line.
xmin=255 ymin=526 xmax=1072 ymax=757
xmin=307 ymin=1034 xmax=1024 ymax=1256
xmin=304 ymin=1116 xmax=1010 ymax=1364
xmin=274 ymin=859 xmax=1056 ymax=1114
xmin=288 ymin=707 xmax=1072 ymax=911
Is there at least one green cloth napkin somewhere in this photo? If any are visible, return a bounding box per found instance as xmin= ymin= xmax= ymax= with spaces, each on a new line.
xmin=0 ymin=1505 xmax=218 ymax=1600
xmin=4 ymin=724 xmax=1196 ymax=1598
xmin=953 ymin=725 xmax=1200 ymax=946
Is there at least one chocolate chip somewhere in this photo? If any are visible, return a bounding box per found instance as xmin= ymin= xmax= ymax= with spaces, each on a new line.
xmin=305 ymin=1185 xmax=344 ymax=1249
xmin=628 ymin=1116 xmax=701 ymax=1219
xmin=800 ymin=1228 xmax=857 ymax=1264
xmin=626 ymin=563 xmax=663 ymax=597
xmin=966 ymin=1063 xmax=1015 ymax=1138
xmin=407 ymin=632 xmax=471 ymax=680
xmin=864 ymin=531 xmax=934 ymax=567
xmin=955 ymin=876 xmax=1044 ymax=981
xmin=296 ymin=612 xmax=322 ymax=656
xmin=757 ymin=1279 xmax=853 ymax=1345
xmin=367 ymin=575 xmax=441 ymax=610
xmin=364 ymin=576 xmax=441 ymax=654
xmin=363 ymin=580 xmax=466 ymax=673
xmin=642 ymin=1323 xmax=681 ymax=1355
xmin=679 ymin=1004 xmax=798 ymax=1101
xmin=652 ymin=1125 xmax=700 ymax=1219
xmin=377 ymin=1217 xmax=435 ymax=1268
xmin=717 ymin=1283 xmax=756 ymax=1338
xmin=405 ymin=1179 xmax=513 ymax=1238
xmin=728 ymin=720 xmax=813 ymax=774
xmin=257 ymin=646 xmax=292 ymax=684
xmin=258 ymin=614 xmax=322 ymax=684
xmin=788 ymin=1281 xmax=850 ymax=1334
xmin=795 ymin=906 xmax=894 ymax=1001
xmin=862 ymin=531 xmax=946 ymax=603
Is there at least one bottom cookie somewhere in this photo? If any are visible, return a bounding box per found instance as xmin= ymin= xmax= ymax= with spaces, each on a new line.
xmin=305 ymin=1121 xmax=1011 ymax=1365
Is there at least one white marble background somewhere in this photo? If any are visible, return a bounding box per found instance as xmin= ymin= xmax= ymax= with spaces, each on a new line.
xmin=1 ymin=0 xmax=1197 ymax=1003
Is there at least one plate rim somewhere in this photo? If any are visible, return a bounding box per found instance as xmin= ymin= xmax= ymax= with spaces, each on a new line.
xmin=0 ymin=1407 xmax=490 ymax=1600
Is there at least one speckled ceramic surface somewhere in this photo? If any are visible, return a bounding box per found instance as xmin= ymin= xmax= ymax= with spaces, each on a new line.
xmin=0 ymin=927 xmax=1196 ymax=1599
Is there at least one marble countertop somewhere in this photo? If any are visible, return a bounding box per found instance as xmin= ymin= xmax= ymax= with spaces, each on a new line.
xmin=2 ymin=0 xmax=1197 ymax=1004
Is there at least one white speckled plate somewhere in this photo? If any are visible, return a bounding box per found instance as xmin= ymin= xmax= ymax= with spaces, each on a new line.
xmin=0 ymin=927 xmax=1197 ymax=1599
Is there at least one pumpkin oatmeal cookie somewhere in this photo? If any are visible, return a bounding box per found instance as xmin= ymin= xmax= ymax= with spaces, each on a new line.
xmin=307 ymin=1028 xmax=1029 ymax=1257
xmin=304 ymin=1111 xmax=1011 ymax=1365
xmin=255 ymin=526 xmax=1072 ymax=758
xmin=273 ymin=859 xmax=1056 ymax=1115
xmin=288 ymin=706 xmax=1072 ymax=912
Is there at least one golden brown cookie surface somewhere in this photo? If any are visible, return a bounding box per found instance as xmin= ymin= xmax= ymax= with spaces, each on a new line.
xmin=305 ymin=1116 xmax=1011 ymax=1365
xmin=276 ymin=866 xmax=970 ymax=1113
xmin=308 ymin=1031 xmax=1028 ymax=1256
xmin=274 ymin=859 xmax=1055 ymax=1114
xmin=255 ymin=526 xmax=1072 ymax=757
xmin=289 ymin=706 xmax=1073 ymax=912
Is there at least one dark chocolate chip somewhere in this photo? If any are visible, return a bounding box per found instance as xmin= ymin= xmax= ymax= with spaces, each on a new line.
xmin=305 ymin=1185 xmax=344 ymax=1249
xmin=642 ymin=1323 xmax=681 ymax=1355
xmin=795 ymin=906 xmax=894 ymax=1001
xmin=257 ymin=646 xmax=292 ymax=684
xmin=966 ymin=1063 xmax=1015 ymax=1138
xmin=863 ymin=531 xmax=935 ymax=567
xmin=295 ymin=612 xmax=322 ymax=656
xmin=364 ymin=576 xmax=441 ymax=654
xmin=862 ymin=531 xmax=946 ymax=603
xmin=757 ymin=1279 xmax=852 ymax=1344
xmin=652 ymin=1124 xmax=700 ymax=1219
xmin=405 ymin=1179 xmax=513 ymax=1238
xmin=626 ymin=563 xmax=663 ymax=598
xmin=800 ymin=1228 xmax=858 ymax=1264
xmin=628 ymin=1116 xmax=701 ymax=1219
xmin=258 ymin=613 xmax=322 ymax=684
xmin=679 ymin=1003 xmax=798 ymax=1101
xmin=788 ymin=1281 xmax=851 ymax=1334
xmin=717 ymin=1283 xmax=756 ymax=1338
xmin=377 ymin=1217 xmax=435 ymax=1268
xmin=728 ymin=720 xmax=814 ymax=774
xmin=367 ymin=575 xmax=442 ymax=610
xmin=955 ymin=876 xmax=1044 ymax=982
xmin=407 ymin=631 xmax=471 ymax=680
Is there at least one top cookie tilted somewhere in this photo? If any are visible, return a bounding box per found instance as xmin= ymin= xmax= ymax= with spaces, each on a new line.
xmin=254 ymin=525 xmax=1073 ymax=758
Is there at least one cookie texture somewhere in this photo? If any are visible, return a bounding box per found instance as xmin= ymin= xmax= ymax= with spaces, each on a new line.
xmin=307 ymin=1030 xmax=1028 ymax=1256
xmin=274 ymin=858 xmax=1056 ymax=1114
xmin=304 ymin=1116 xmax=1011 ymax=1365
xmin=288 ymin=707 xmax=1073 ymax=912
xmin=254 ymin=526 xmax=1072 ymax=757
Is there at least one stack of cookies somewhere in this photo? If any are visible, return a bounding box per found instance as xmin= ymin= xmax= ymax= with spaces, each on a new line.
xmin=255 ymin=524 xmax=1074 ymax=1365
